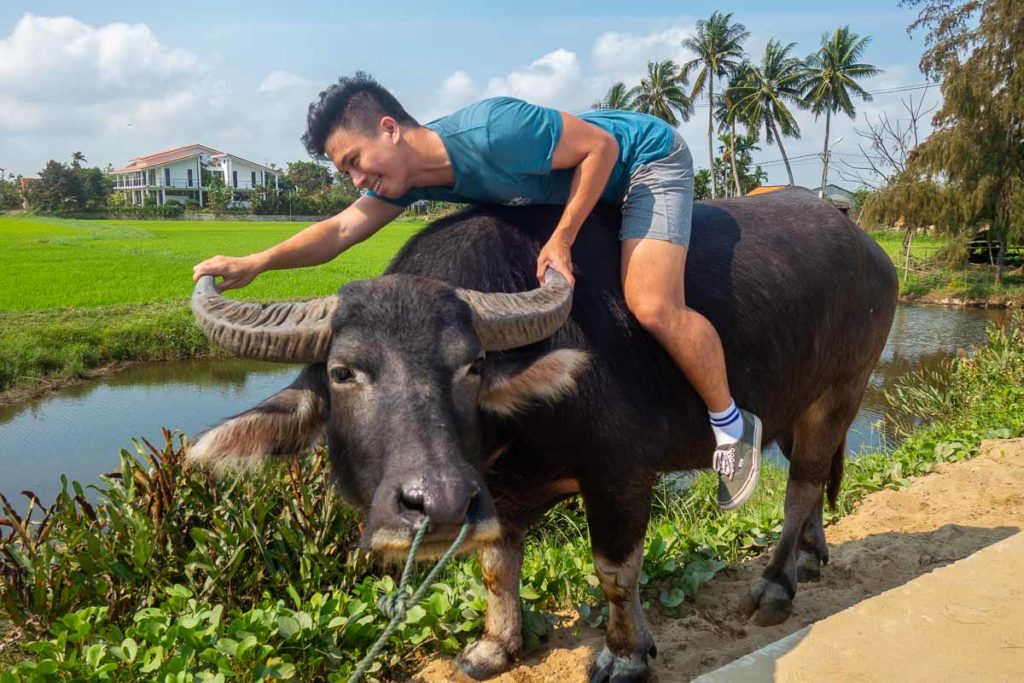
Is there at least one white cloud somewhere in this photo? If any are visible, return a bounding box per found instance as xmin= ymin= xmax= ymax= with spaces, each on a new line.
xmin=484 ymin=49 xmax=582 ymax=106
xmin=0 ymin=14 xmax=203 ymax=105
xmin=0 ymin=14 xmax=316 ymax=175
xmin=257 ymin=70 xmax=308 ymax=93
xmin=437 ymin=70 xmax=477 ymax=109
xmin=590 ymin=27 xmax=695 ymax=86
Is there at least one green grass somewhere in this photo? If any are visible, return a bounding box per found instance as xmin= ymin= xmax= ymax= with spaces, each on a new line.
xmin=869 ymin=229 xmax=1024 ymax=303
xmin=2 ymin=318 xmax=1021 ymax=681
xmin=0 ymin=215 xmax=423 ymax=393
xmin=0 ymin=215 xmax=423 ymax=310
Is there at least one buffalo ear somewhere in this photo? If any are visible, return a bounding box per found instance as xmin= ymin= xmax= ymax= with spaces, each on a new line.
xmin=479 ymin=349 xmax=590 ymax=417
xmin=187 ymin=363 xmax=329 ymax=475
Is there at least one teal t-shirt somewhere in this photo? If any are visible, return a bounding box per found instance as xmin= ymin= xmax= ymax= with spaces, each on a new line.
xmin=367 ymin=96 xmax=675 ymax=208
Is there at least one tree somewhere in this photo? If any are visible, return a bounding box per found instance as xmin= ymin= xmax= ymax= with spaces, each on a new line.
xmin=286 ymin=160 xmax=333 ymax=194
xmin=0 ymin=175 xmax=22 ymax=210
xmin=717 ymin=62 xmax=754 ymax=197
xmin=70 ymin=151 xmax=86 ymax=170
xmin=714 ymin=130 xmax=766 ymax=197
xmin=592 ymin=82 xmax=635 ymax=110
xmin=801 ymin=26 xmax=880 ymax=196
xmin=732 ymin=39 xmax=806 ymax=185
xmin=627 ymin=60 xmax=693 ymax=126
xmin=836 ymin=87 xmax=936 ymax=189
xmin=870 ymin=0 xmax=1024 ymax=282
xmin=27 ymin=160 xmax=82 ymax=211
xmin=683 ymin=11 xmax=750 ymax=199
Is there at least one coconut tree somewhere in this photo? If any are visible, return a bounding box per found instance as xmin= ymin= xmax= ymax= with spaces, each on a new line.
xmin=731 ymin=39 xmax=805 ymax=185
xmin=716 ymin=63 xmax=754 ymax=196
xmin=70 ymin=151 xmax=87 ymax=170
xmin=683 ymin=11 xmax=750 ymax=198
xmin=591 ymin=82 xmax=635 ymax=110
xmin=802 ymin=26 xmax=880 ymax=196
xmin=628 ymin=60 xmax=694 ymax=126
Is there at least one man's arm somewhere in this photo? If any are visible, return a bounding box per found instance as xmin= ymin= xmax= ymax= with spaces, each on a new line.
xmin=192 ymin=195 xmax=403 ymax=290
xmin=535 ymin=112 xmax=619 ymax=285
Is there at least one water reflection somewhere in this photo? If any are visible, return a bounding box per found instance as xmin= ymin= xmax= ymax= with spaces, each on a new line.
xmin=0 ymin=305 xmax=1005 ymax=510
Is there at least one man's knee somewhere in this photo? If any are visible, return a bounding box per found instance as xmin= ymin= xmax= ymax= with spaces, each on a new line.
xmin=624 ymin=294 xmax=679 ymax=338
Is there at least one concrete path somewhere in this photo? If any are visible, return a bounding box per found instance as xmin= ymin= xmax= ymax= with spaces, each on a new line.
xmin=695 ymin=531 xmax=1024 ymax=682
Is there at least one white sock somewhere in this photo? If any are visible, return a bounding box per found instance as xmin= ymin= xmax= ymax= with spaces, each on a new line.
xmin=709 ymin=400 xmax=744 ymax=447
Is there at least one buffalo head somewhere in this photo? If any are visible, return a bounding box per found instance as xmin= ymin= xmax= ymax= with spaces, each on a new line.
xmin=186 ymin=270 xmax=588 ymax=556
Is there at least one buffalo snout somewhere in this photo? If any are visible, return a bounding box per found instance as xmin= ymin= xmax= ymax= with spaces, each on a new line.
xmin=398 ymin=476 xmax=480 ymax=530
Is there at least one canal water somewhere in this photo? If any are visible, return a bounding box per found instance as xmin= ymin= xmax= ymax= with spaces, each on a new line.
xmin=0 ymin=305 xmax=1007 ymax=510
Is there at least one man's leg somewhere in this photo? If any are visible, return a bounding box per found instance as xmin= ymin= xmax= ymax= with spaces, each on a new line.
xmin=621 ymin=237 xmax=762 ymax=508
xmin=621 ymin=238 xmax=730 ymax=411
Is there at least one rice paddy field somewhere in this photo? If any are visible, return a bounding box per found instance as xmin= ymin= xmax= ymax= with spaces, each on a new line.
xmin=0 ymin=214 xmax=423 ymax=393
xmin=0 ymin=214 xmax=423 ymax=310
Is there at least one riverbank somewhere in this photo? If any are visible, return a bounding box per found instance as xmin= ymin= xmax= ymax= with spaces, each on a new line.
xmin=0 ymin=216 xmax=1019 ymax=404
xmin=870 ymin=230 xmax=1024 ymax=307
xmin=0 ymin=214 xmax=423 ymax=398
xmin=1 ymin=318 xmax=1021 ymax=681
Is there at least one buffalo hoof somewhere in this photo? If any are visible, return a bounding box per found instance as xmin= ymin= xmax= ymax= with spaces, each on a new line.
xmin=588 ymin=635 xmax=656 ymax=683
xmin=740 ymin=578 xmax=794 ymax=627
xmin=455 ymin=638 xmax=516 ymax=680
xmin=796 ymin=550 xmax=822 ymax=583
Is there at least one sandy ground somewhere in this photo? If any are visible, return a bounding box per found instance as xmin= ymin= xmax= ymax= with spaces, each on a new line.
xmin=416 ymin=438 xmax=1024 ymax=682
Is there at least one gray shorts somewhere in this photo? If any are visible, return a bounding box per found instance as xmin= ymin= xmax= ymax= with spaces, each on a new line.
xmin=619 ymin=133 xmax=694 ymax=248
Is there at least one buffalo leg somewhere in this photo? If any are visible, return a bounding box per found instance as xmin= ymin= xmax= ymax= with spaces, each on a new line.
xmin=584 ymin=478 xmax=656 ymax=683
xmin=743 ymin=385 xmax=859 ymax=625
xmin=456 ymin=531 xmax=525 ymax=679
xmin=741 ymin=478 xmax=824 ymax=625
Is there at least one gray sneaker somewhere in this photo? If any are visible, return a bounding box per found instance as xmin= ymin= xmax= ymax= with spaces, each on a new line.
xmin=713 ymin=408 xmax=762 ymax=510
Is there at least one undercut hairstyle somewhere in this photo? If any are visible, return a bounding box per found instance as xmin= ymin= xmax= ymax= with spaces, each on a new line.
xmin=302 ymin=72 xmax=420 ymax=160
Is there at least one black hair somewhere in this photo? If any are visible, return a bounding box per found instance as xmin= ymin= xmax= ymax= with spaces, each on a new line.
xmin=302 ymin=72 xmax=419 ymax=160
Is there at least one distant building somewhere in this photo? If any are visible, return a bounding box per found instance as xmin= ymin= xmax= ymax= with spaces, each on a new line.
xmin=815 ymin=184 xmax=856 ymax=213
xmin=18 ymin=177 xmax=38 ymax=210
xmin=109 ymin=144 xmax=280 ymax=207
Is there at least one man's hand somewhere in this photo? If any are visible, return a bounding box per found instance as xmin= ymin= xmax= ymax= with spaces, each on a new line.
xmin=536 ymin=234 xmax=575 ymax=287
xmin=192 ymin=254 xmax=264 ymax=292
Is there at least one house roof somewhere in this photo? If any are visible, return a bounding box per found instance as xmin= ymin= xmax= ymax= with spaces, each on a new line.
xmin=208 ymin=153 xmax=278 ymax=174
xmin=111 ymin=144 xmax=224 ymax=174
xmin=745 ymin=185 xmax=790 ymax=196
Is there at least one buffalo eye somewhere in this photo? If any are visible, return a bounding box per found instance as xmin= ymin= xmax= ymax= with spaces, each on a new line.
xmin=329 ymin=366 xmax=354 ymax=384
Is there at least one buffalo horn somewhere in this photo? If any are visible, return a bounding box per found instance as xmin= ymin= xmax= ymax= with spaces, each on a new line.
xmin=455 ymin=268 xmax=574 ymax=351
xmin=191 ymin=275 xmax=337 ymax=362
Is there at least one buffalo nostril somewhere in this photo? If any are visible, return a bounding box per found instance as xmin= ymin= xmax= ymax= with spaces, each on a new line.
xmin=398 ymin=483 xmax=426 ymax=516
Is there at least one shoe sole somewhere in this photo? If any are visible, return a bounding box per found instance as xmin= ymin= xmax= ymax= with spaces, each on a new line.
xmin=719 ymin=413 xmax=762 ymax=510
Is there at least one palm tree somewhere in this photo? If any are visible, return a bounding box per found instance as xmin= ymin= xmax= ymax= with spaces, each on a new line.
xmin=628 ymin=60 xmax=693 ymax=127
xmin=70 ymin=151 xmax=86 ymax=170
xmin=731 ymin=39 xmax=805 ymax=186
xmin=717 ymin=63 xmax=754 ymax=197
xmin=683 ymin=11 xmax=750 ymax=198
xmin=802 ymin=26 xmax=880 ymax=196
xmin=592 ymin=82 xmax=635 ymax=110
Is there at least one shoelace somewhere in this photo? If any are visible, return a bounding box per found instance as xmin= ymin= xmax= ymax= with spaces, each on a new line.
xmin=713 ymin=444 xmax=737 ymax=479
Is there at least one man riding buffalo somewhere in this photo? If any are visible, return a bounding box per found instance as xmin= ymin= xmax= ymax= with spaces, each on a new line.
xmin=193 ymin=73 xmax=762 ymax=510
xmin=189 ymin=74 xmax=897 ymax=681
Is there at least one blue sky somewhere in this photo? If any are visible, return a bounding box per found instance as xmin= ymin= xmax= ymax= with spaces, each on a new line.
xmin=0 ymin=1 xmax=940 ymax=188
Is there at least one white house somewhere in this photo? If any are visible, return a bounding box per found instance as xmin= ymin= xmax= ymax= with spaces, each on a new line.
xmin=109 ymin=144 xmax=280 ymax=207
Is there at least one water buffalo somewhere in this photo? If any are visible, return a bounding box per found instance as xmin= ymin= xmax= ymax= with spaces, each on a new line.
xmin=188 ymin=187 xmax=897 ymax=682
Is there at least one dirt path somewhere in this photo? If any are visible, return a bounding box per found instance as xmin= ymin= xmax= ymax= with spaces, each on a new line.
xmin=417 ymin=439 xmax=1024 ymax=682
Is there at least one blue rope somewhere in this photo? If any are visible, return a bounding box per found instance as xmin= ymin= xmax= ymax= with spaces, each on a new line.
xmin=347 ymin=517 xmax=473 ymax=683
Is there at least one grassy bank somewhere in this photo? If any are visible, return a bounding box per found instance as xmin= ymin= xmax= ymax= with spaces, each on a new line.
xmin=869 ymin=230 xmax=1024 ymax=305
xmin=0 ymin=215 xmax=422 ymax=395
xmin=2 ymin=317 xmax=1020 ymax=681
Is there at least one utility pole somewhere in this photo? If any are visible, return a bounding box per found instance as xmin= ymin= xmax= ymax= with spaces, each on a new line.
xmin=819 ymin=136 xmax=844 ymax=199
